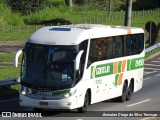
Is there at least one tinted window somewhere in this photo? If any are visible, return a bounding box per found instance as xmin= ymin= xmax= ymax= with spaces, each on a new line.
xmin=87 ymin=33 xmax=144 ymax=67
xmin=115 ymin=37 xmax=122 ymax=57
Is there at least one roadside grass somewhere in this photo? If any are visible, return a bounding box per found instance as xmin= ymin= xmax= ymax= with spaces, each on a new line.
xmin=0 ymin=25 xmax=43 ymax=41
xmin=145 ymin=47 xmax=160 ymax=58
xmin=0 ymin=53 xmax=22 ymax=62
xmin=0 ymin=66 xmax=20 ymax=80
xmin=0 ymin=53 xmax=15 ymax=62
xmin=11 ymin=84 xmax=20 ymax=91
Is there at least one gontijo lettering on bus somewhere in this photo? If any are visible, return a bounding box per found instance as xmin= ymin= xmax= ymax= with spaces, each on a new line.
xmin=91 ymin=57 xmax=144 ymax=86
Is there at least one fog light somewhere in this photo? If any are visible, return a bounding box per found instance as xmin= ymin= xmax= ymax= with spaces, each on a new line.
xmin=67 ymin=102 xmax=72 ymax=106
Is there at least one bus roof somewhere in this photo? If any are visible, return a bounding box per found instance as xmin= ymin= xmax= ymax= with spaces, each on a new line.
xmin=28 ymin=24 xmax=144 ymax=45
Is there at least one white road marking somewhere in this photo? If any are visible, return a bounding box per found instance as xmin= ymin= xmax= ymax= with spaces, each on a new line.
xmin=127 ymin=99 xmax=151 ymax=107
xmin=0 ymin=98 xmax=19 ymax=103
xmin=151 ymin=61 xmax=160 ymax=63
xmin=144 ymin=77 xmax=151 ymax=81
xmin=145 ymin=64 xmax=160 ymax=66
xmin=155 ymin=74 xmax=160 ymax=77
xmin=143 ymin=71 xmax=156 ymax=75
xmin=144 ymin=67 xmax=160 ymax=71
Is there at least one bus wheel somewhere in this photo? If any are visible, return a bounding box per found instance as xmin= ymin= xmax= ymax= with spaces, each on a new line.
xmin=119 ymin=82 xmax=127 ymax=102
xmin=126 ymin=83 xmax=133 ymax=101
xmin=78 ymin=92 xmax=89 ymax=113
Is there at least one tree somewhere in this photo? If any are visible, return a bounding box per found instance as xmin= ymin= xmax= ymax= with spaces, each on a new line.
xmin=132 ymin=0 xmax=160 ymax=10
xmin=6 ymin=0 xmax=46 ymax=15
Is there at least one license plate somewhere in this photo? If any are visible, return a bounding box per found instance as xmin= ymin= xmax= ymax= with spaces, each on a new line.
xmin=39 ymin=102 xmax=48 ymax=106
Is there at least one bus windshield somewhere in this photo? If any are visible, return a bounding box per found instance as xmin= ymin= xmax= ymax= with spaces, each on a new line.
xmin=21 ymin=43 xmax=78 ymax=90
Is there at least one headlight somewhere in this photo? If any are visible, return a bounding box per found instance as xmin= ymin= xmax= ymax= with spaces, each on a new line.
xmin=63 ymin=93 xmax=71 ymax=98
xmin=21 ymin=90 xmax=27 ymax=95
xmin=62 ymin=89 xmax=77 ymax=98
xmin=20 ymin=86 xmax=30 ymax=95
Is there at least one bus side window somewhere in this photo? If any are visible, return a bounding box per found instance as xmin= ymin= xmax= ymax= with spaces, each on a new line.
xmin=115 ymin=37 xmax=122 ymax=58
xmin=96 ymin=39 xmax=102 ymax=61
xmin=135 ymin=35 xmax=139 ymax=54
xmin=103 ymin=38 xmax=107 ymax=60
xmin=79 ymin=40 xmax=88 ymax=65
xmin=88 ymin=39 xmax=96 ymax=66
xmin=123 ymin=36 xmax=126 ymax=56
xmin=126 ymin=36 xmax=131 ymax=56
xmin=138 ymin=34 xmax=144 ymax=53
xmin=79 ymin=40 xmax=88 ymax=77
xmin=107 ymin=38 xmax=113 ymax=59
xmin=132 ymin=34 xmax=140 ymax=55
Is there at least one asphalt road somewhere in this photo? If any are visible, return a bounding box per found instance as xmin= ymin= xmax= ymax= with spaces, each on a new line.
xmin=0 ymin=54 xmax=160 ymax=120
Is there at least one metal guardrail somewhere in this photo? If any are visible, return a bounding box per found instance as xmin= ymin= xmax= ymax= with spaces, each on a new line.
xmin=0 ymin=78 xmax=20 ymax=87
xmin=145 ymin=43 xmax=160 ymax=54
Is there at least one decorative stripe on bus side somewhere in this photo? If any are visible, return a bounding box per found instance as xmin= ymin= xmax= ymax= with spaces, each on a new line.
xmin=118 ymin=73 xmax=123 ymax=85
xmin=115 ymin=73 xmax=124 ymax=86
xmin=90 ymin=57 xmax=144 ymax=83
xmin=114 ymin=60 xmax=126 ymax=87
xmin=121 ymin=60 xmax=127 ymax=72
xmin=118 ymin=61 xmax=122 ymax=73
xmin=114 ymin=62 xmax=118 ymax=74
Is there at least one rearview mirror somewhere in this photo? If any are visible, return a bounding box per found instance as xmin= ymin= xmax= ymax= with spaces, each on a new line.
xmin=74 ymin=50 xmax=84 ymax=71
xmin=14 ymin=49 xmax=22 ymax=67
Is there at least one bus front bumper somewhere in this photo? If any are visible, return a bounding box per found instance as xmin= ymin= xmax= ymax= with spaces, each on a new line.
xmin=19 ymin=94 xmax=80 ymax=110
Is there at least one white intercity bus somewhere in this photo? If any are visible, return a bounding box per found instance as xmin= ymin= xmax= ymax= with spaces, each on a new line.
xmin=14 ymin=24 xmax=144 ymax=112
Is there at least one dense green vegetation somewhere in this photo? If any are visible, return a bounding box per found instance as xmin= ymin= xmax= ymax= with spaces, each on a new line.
xmin=133 ymin=0 xmax=160 ymax=10
xmin=0 ymin=2 xmax=24 ymax=26
xmin=0 ymin=0 xmax=160 ymax=26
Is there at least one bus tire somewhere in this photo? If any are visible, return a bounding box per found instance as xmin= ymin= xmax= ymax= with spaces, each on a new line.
xmin=77 ymin=92 xmax=89 ymax=113
xmin=126 ymin=82 xmax=133 ymax=101
xmin=118 ymin=82 xmax=127 ymax=102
